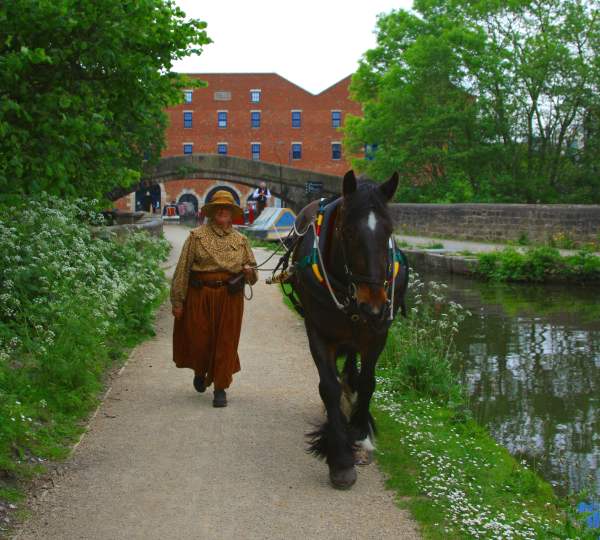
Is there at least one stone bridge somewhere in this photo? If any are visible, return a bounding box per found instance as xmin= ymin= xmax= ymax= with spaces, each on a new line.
xmin=107 ymin=154 xmax=343 ymax=211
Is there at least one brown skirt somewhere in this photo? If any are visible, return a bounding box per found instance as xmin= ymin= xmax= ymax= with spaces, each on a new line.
xmin=173 ymin=271 xmax=244 ymax=389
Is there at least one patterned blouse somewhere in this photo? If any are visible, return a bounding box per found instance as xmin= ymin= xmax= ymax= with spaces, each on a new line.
xmin=170 ymin=223 xmax=258 ymax=308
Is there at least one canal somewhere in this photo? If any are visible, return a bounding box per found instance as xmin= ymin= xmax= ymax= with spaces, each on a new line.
xmin=416 ymin=267 xmax=600 ymax=499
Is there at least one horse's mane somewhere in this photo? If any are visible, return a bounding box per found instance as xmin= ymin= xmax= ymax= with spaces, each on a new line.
xmin=343 ymin=178 xmax=390 ymax=222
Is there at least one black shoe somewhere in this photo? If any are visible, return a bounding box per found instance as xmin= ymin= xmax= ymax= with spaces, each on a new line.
xmin=193 ymin=375 xmax=206 ymax=393
xmin=213 ymin=389 xmax=227 ymax=408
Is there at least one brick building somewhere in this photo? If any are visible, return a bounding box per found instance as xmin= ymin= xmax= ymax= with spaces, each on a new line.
xmin=114 ymin=73 xmax=361 ymax=213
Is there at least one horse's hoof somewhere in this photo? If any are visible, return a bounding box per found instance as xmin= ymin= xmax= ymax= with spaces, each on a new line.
xmin=329 ymin=466 xmax=357 ymax=490
xmin=354 ymin=448 xmax=374 ymax=466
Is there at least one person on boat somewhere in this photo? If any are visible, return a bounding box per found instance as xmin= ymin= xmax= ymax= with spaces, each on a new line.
xmin=251 ymin=182 xmax=271 ymax=217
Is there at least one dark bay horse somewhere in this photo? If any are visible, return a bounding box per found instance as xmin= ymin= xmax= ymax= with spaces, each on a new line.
xmin=288 ymin=170 xmax=409 ymax=489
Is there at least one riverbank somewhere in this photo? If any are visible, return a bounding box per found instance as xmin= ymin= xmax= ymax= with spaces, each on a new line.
xmin=0 ymin=197 xmax=169 ymax=535
xmin=373 ymin=273 xmax=598 ymax=538
xmin=397 ymin=234 xmax=600 ymax=283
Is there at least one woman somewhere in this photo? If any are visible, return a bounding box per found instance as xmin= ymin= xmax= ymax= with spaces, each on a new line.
xmin=170 ymin=191 xmax=258 ymax=407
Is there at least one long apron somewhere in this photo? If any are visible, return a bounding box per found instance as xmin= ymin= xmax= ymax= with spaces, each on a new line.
xmin=173 ymin=271 xmax=244 ymax=390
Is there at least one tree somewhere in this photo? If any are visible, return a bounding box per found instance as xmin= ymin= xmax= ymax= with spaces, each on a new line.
xmin=345 ymin=0 xmax=600 ymax=203
xmin=0 ymin=0 xmax=210 ymax=202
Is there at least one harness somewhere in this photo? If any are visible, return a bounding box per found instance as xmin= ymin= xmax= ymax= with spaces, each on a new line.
xmin=276 ymin=197 xmax=407 ymax=326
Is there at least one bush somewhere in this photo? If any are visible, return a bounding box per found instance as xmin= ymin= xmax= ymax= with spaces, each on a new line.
xmin=477 ymin=247 xmax=600 ymax=282
xmin=0 ymin=195 xmax=169 ymax=478
xmin=379 ymin=273 xmax=468 ymax=406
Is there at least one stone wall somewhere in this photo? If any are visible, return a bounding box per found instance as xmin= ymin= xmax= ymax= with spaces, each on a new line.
xmin=90 ymin=217 xmax=163 ymax=240
xmin=389 ymin=203 xmax=600 ymax=244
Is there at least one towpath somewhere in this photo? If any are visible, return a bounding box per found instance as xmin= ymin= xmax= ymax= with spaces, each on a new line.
xmin=395 ymin=233 xmax=597 ymax=256
xmin=13 ymin=224 xmax=419 ymax=540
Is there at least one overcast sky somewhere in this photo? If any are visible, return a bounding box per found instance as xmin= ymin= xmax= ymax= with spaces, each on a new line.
xmin=172 ymin=1 xmax=413 ymax=94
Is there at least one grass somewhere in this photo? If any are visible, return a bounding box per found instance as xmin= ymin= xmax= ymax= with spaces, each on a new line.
xmin=371 ymin=394 xmax=587 ymax=539
xmin=423 ymin=242 xmax=445 ymax=250
xmin=244 ymin=235 xmax=281 ymax=251
xmin=393 ymin=238 xmax=444 ymax=250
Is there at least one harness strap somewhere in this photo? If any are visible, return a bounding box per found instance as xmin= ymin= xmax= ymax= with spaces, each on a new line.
xmin=276 ymin=197 xmax=408 ymax=325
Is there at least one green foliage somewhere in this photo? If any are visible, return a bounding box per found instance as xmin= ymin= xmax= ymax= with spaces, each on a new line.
xmin=0 ymin=1 xmax=210 ymax=201
xmin=0 ymin=196 xmax=169 ymax=484
xmin=424 ymin=242 xmax=444 ymax=249
xmin=380 ymin=273 xmax=467 ymax=405
xmin=517 ymin=233 xmax=530 ymax=246
xmin=477 ymin=246 xmax=600 ymax=282
xmin=345 ymin=0 xmax=600 ymax=204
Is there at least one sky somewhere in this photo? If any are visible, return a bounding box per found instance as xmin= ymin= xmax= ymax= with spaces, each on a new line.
xmin=172 ymin=1 xmax=413 ymax=95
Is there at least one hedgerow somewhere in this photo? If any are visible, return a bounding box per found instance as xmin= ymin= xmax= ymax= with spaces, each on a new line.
xmin=0 ymin=195 xmax=169 ymax=485
xmin=476 ymin=247 xmax=600 ymax=282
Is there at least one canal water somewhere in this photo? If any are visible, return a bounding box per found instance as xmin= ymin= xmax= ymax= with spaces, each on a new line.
xmin=417 ymin=267 xmax=600 ymax=498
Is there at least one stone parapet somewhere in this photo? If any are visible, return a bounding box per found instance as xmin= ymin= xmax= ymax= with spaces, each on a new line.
xmin=390 ymin=203 xmax=600 ymax=244
xmin=90 ymin=217 xmax=163 ymax=240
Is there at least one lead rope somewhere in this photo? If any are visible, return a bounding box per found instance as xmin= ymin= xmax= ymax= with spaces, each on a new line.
xmin=389 ymin=237 xmax=396 ymax=321
xmin=244 ymin=282 xmax=253 ymax=300
xmin=245 ymin=216 xmax=315 ymax=297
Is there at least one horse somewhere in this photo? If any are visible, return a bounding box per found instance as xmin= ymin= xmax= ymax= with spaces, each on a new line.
xmin=286 ymin=170 xmax=409 ymax=489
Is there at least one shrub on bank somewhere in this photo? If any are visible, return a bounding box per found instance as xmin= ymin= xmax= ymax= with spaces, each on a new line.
xmin=0 ymin=196 xmax=169 ymax=483
xmin=477 ymin=246 xmax=600 ymax=282
xmin=376 ymin=272 xmax=595 ymax=539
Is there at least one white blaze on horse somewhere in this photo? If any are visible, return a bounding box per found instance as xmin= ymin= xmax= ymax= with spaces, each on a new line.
xmin=277 ymin=170 xmax=409 ymax=489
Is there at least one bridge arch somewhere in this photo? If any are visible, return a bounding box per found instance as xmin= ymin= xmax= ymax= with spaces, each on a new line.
xmin=205 ymin=185 xmax=241 ymax=205
xmin=107 ymin=154 xmax=343 ymax=211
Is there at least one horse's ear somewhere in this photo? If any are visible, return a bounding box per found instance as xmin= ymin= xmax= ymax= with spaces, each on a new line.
xmin=378 ymin=172 xmax=399 ymax=201
xmin=342 ymin=170 xmax=357 ymax=197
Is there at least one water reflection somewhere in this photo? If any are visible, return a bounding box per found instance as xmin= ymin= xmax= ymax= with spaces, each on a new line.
xmin=417 ymin=269 xmax=600 ymax=497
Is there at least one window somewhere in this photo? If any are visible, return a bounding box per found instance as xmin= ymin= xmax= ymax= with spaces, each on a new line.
xmin=365 ymin=143 xmax=378 ymax=161
xmin=250 ymin=89 xmax=261 ymax=103
xmin=291 ymin=110 xmax=302 ymax=128
xmin=332 ymin=142 xmax=342 ymax=160
xmin=217 ymin=143 xmax=228 ymax=155
xmin=217 ymin=111 xmax=228 ymax=128
xmin=291 ymin=143 xmax=302 ymax=160
xmin=183 ymin=143 xmax=193 ymax=155
xmin=331 ymin=110 xmax=342 ymax=128
xmin=251 ymin=143 xmax=261 ymax=161
xmin=183 ymin=111 xmax=192 ymax=129
xmin=214 ymin=91 xmax=231 ymax=101
xmin=183 ymin=90 xmax=193 ymax=103
xmin=251 ymin=111 xmax=261 ymax=128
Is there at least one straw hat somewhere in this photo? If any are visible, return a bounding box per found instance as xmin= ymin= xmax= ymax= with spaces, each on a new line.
xmin=201 ymin=190 xmax=243 ymax=219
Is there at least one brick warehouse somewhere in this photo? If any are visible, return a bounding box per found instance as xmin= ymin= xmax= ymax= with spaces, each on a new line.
xmin=113 ymin=73 xmax=361 ymax=213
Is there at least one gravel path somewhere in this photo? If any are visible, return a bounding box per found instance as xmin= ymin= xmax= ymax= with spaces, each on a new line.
xmin=395 ymin=233 xmax=592 ymax=256
xmin=13 ymin=224 xmax=420 ymax=540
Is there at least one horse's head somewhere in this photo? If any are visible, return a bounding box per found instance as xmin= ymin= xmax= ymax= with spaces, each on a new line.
xmin=337 ymin=170 xmax=399 ymax=321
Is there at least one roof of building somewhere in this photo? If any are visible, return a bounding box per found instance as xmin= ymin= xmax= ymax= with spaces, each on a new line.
xmin=176 ymin=72 xmax=353 ymax=97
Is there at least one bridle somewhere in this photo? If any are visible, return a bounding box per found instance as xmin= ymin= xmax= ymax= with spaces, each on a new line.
xmin=333 ymin=205 xmax=399 ymax=325
xmin=275 ymin=197 xmax=403 ymax=326
xmin=302 ymin=198 xmax=400 ymax=326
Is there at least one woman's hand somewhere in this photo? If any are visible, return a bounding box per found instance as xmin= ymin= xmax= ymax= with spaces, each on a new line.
xmin=242 ymin=264 xmax=254 ymax=278
xmin=172 ymin=305 xmax=184 ymax=319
